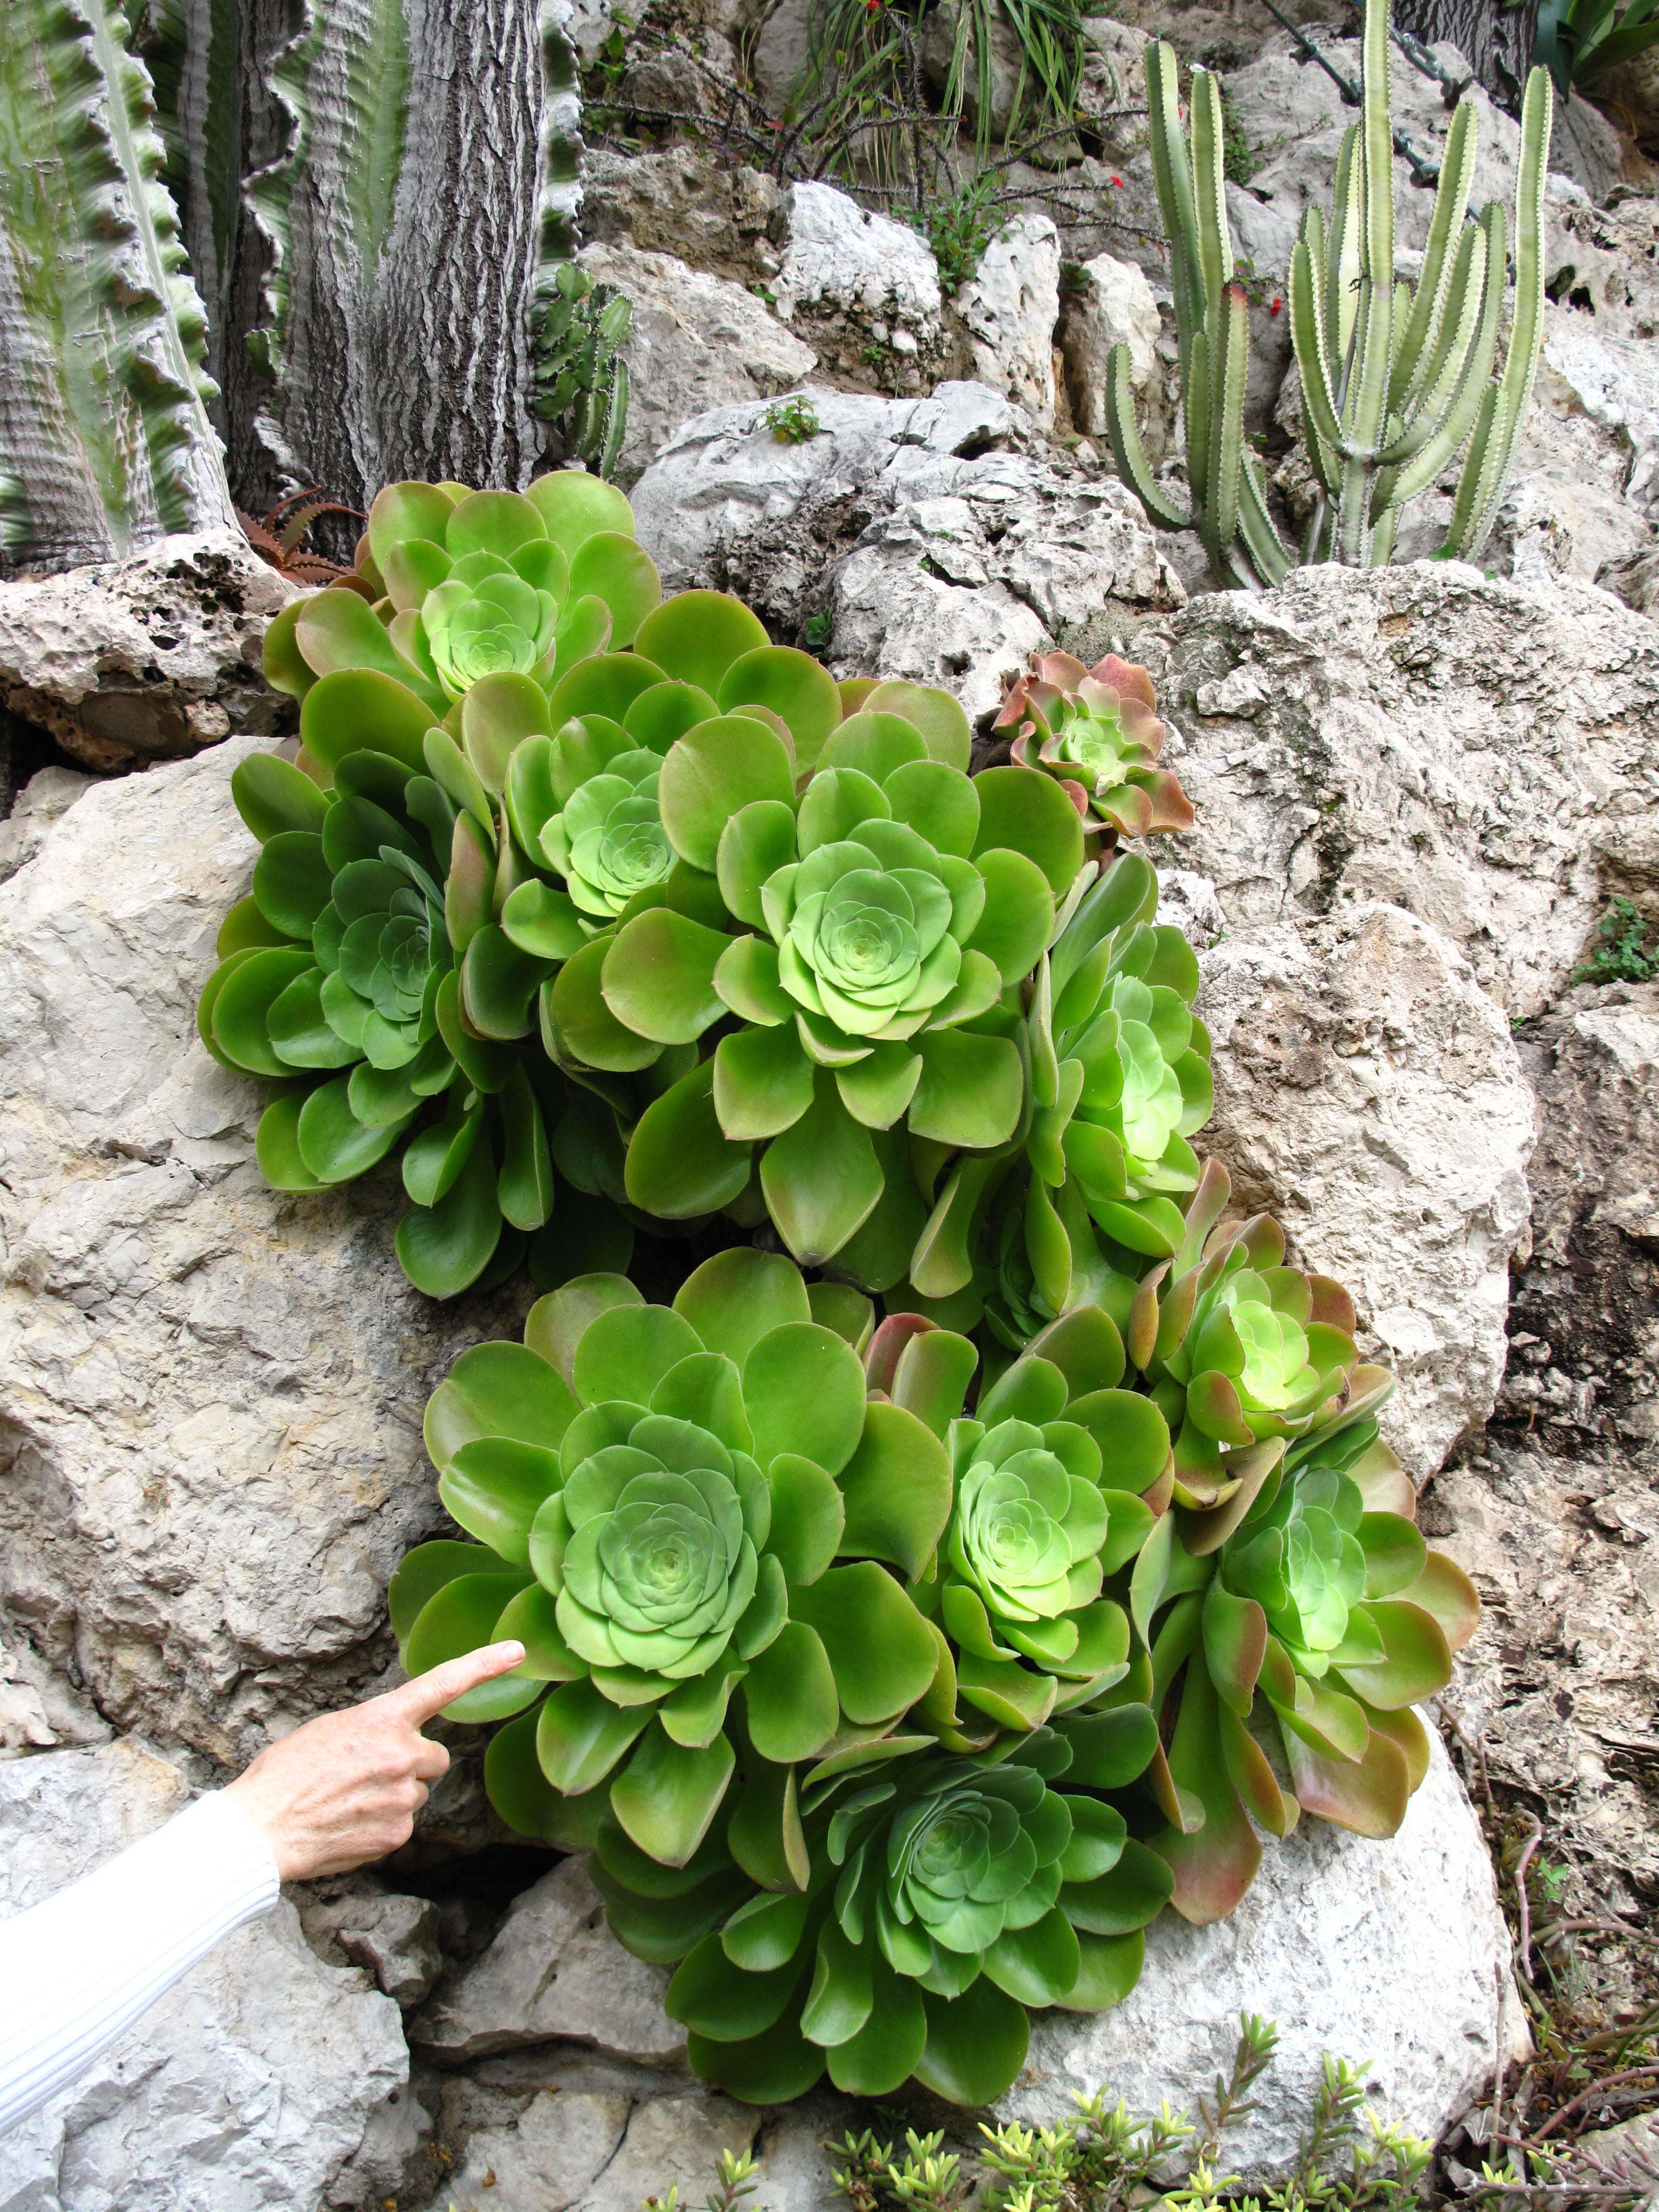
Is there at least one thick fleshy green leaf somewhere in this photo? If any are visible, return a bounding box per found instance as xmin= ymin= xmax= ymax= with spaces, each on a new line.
xmin=296 ymin=1075 xmax=412 ymax=1182
xmin=717 ymin=802 xmax=799 ymax=930
xmin=439 ymin=1437 xmax=562 ymax=1564
xmin=497 ymin=1063 xmax=555 ymax=1230
xmin=636 ymin=590 xmax=770 ymax=698
xmin=761 ymin=1071 xmax=885 ymax=1265
xmin=913 ymin=1979 xmax=1029 ymax=2105
xmin=968 ymin=847 xmax=1058 ymax=985
xmin=908 ymin=1030 xmax=1023 ymax=1148
xmin=485 ymin=1702 xmax=574 ymax=1837
xmin=1282 ymin=1718 xmax=1411 ymax=1838
xmin=403 ymin=1096 xmax=482 ymax=1209
xmin=984 ymin=1907 xmax=1082 ymax=2007
xmin=789 ymin=1563 xmax=937 ymax=1725
xmin=296 ymin=590 xmax=447 ymax=715
xmin=672 ymin=1247 xmax=812 ymax=1361
xmin=462 ymin=925 xmax=548 ymax=1041
xmin=1155 ymin=1659 xmax=1262 ymax=1924
xmin=1358 ymin=1512 xmax=1428 ymax=1599
xmin=574 ymin=1301 xmax=703 ymax=1406
xmin=404 ymin=1574 xmax=540 ymax=1723
xmin=726 ymin=1756 xmax=811 ymax=1891
xmin=974 ymin=765 xmax=1086 ymax=896
xmin=720 ymin=645 xmax=841 ymax=772
xmin=800 ymin=1916 xmax=874 ymax=2048
xmin=1060 ymin=1839 xmax=1175 ymax=1933
xmin=500 ymin=880 xmax=587 ymax=962
xmin=425 ymin=1336 xmax=578 ymax=1468
xmin=836 ymin=1043 xmax=922 ymax=1131
xmin=625 ymin=1060 xmax=754 ymax=1217
xmin=397 ymin=1137 xmax=504 ymax=1298
xmin=766 ymin=1452 xmax=847 ymax=1584
xmin=547 ymin=941 xmax=661 ymax=1072
xmin=658 ymin=716 xmax=796 ymax=872
xmin=300 ymin=669 xmax=438 ymax=777
xmin=211 ymin=948 xmax=315 ymax=1074
xmin=1057 ymin=1929 xmax=1145 ymax=2012
xmin=863 ymin=679 xmax=972 ymax=770
xmin=571 ymin=531 xmax=661 ymax=650
xmin=233 ymin=751 xmax=330 ymax=842
xmin=389 ymin=1538 xmax=502 ymax=1641
xmin=602 ymin=911 xmax=728 ymax=1044
xmin=836 ymin=1402 xmax=952 ymax=1581
xmin=218 ymin=897 xmax=292 ymax=958
xmin=609 ymin=1720 xmax=736 ymax=1866
xmin=525 ymin=471 xmax=635 ymax=555
xmin=826 ymin=1957 xmax=928 ymax=2096
xmin=670 ymin=1931 xmax=802 ymax=2040
xmin=1054 ymin=1704 xmax=1159 ymax=1788
xmin=743 ymin=1321 xmax=867 ymax=1478
xmin=494 ymin=1583 xmax=583 ymax=1681
xmin=714 ymin=1023 xmax=815 ymax=1141
xmin=536 ymin=1677 xmax=653 ymax=1795
xmin=1330 ymin=1600 xmax=1452 ymax=1711
xmin=744 ymin=1621 xmax=840 ymax=1761
xmin=524 ymin=1273 xmax=644 ymax=1386
xmin=661 ymin=1663 xmax=746 ymax=1749
xmin=255 ymin=1093 xmax=326 ymax=1190
xmin=266 ymin=971 xmax=361 ymax=1069
xmin=686 ymin=2019 xmax=825 ymax=2105
xmin=461 ymin=673 xmax=550 ymax=794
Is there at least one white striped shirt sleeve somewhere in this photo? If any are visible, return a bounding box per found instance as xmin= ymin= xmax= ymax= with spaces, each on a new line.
xmin=0 ymin=1787 xmax=281 ymax=2139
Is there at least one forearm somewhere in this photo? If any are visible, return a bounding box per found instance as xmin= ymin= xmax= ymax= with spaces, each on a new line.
xmin=0 ymin=1788 xmax=280 ymax=2137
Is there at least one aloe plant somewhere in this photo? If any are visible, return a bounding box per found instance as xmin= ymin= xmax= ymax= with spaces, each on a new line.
xmin=0 ymin=0 xmax=233 ymax=572
xmin=1104 ymin=0 xmax=1555 ymax=579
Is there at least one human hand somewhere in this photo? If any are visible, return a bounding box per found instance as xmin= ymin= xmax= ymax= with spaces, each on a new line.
xmin=223 ymin=1640 xmax=526 ymax=1882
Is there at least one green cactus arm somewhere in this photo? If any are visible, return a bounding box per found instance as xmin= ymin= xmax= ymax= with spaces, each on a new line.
xmin=1186 ymin=323 xmax=1213 ymax=529
xmin=1102 ymin=343 xmax=1192 ymax=531
xmin=1387 ymin=97 xmax=1478 ymax=420
xmin=1443 ymin=65 xmax=1554 ymax=561
xmin=1375 ymin=218 xmax=1490 ymax=470
xmin=1325 ymin=125 xmax=1364 ymax=391
xmin=1290 ymin=237 xmax=1350 ymax=465
xmin=1341 ymin=0 xmax=1396 ymax=474
xmin=1202 ymin=281 xmax=1250 ymax=570
xmin=597 ymin=356 xmax=629 ymax=481
xmin=1441 ymin=382 xmax=1501 ymax=556
xmin=1367 ymin=500 xmax=1399 ymax=567
xmin=1238 ymin=448 xmax=1292 ymax=587
xmin=1384 ymin=207 xmax=1506 ymax=508
xmin=0 ymin=0 xmax=230 ymax=570
xmin=1146 ymin=42 xmax=1206 ymax=378
xmin=1190 ymin=70 xmax=1234 ymax=312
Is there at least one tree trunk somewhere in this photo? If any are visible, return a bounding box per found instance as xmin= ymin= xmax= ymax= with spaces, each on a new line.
xmin=1393 ymin=0 xmax=1535 ymax=111
xmin=0 ymin=1 xmax=234 ymax=575
xmin=237 ymin=0 xmax=584 ymax=513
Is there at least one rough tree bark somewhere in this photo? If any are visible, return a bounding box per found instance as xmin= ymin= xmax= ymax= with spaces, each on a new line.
xmin=1393 ymin=0 xmax=1535 ymax=109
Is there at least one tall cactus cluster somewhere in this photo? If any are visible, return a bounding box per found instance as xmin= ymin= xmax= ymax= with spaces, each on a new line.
xmin=1105 ymin=0 xmax=1555 ymax=584
xmin=2 ymin=0 xmax=621 ymax=575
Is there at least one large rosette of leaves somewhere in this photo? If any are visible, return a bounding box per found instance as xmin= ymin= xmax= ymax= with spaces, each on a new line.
xmin=390 ymin=1251 xmax=953 ymax=1867
xmin=590 ymin=1720 xmax=1170 ymax=2108
xmin=571 ymin=690 xmax=1092 ymax=1291
xmin=864 ymin=1303 xmax=1170 ymax=1737
xmin=894 ymin=851 xmax=1213 ymax=1347
xmin=1112 ymin=1164 xmax=1481 ymax=1921
xmin=993 ymin=652 xmax=1193 ymax=847
xmin=198 ymin=473 xmax=661 ymax=1299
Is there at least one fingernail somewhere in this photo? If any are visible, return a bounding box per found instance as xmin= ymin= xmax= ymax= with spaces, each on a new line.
xmin=499 ymin=1641 xmax=526 ymax=1662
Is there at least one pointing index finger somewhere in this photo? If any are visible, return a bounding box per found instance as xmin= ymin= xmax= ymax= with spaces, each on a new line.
xmin=391 ymin=1640 xmax=526 ymax=1725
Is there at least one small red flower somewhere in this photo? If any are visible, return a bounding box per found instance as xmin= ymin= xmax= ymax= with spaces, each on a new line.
xmin=1269 ymin=296 xmax=1282 ymax=317
xmin=1112 ymin=174 xmax=1123 ymax=187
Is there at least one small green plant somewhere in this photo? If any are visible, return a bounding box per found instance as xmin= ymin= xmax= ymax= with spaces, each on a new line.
xmin=910 ymin=172 xmax=998 ymax=294
xmin=1217 ymin=80 xmax=1254 ymax=186
xmin=1535 ymin=0 xmax=1659 ymax=101
xmin=763 ymin=394 xmax=821 ymax=442
xmin=534 ymin=262 xmax=633 ymax=480
xmin=643 ymin=2146 xmax=759 ymax=2212
xmin=802 ymin=611 xmax=835 ymax=653
xmin=1573 ymin=895 xmax=1656 ymax=983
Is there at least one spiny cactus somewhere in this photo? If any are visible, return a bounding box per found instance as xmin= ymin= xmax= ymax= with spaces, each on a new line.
xmin=0 ymin=0 xmax=232 ymax=571
xmin=1104 ymin=0 xmax=1554 ymax=581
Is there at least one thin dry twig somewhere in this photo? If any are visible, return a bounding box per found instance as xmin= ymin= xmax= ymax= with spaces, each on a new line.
xmin=1514 ymin=1812 xmax=1545 ymax=1983
xmin=1529 ymin=2066 xmax=1659 ymax=2147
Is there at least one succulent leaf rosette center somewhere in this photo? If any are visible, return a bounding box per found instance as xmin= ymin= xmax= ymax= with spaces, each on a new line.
xmin=541 ymin=749 xmax=674 ymax=918
xmin=424 ymin=554 xmax=560 ymax=699
xmin=995 ymin=652 xmax=1193 ymax=843
xmin=771 ymin=841 xmax=957 ymax=1037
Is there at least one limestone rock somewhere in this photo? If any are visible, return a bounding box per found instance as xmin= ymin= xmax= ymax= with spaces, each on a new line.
xmin=1438 ymin=982 xmax=1659 ymax=1897
xmin=1132 ymin=560 xmax=1659 ymax=1021
xmin=0 ymin=735 xmax=534 ymax=1765
xmin=581 ymin=148 xmax=781 ymax=287
xmin=0 ymin=765 xmax=94 ymax=886
xmin=630 ymin=382 xmax=1183 ymax=721
xmin=1197 ymin=901 xmax=1536 ymax=1481
xmin=576 ymin=242 xmax=815 ymax=483
xmin=306 ymin=1887 xmax=446 ymax=2009
xmin=412 ymin=1855 xmax=685 ymax=2065
xmin=773 ymin=182 xmax=943 ymax=355
xmin=1058 ymin=251 xmax=1165 ymax=451
xmin=749 ymin=0 xmax=815 ymax=115
xmin=955 ymin=214 xmax=1062 ymax=429
xmin=0 ymin=1739 xmax=413 ymax=2211
xmin=0 ymin=532 xmax=298 ymax=773
xmin=1012 ymin=1734 xmax=1525 ymax=2177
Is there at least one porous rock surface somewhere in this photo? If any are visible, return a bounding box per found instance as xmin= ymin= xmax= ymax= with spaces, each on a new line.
xmin=1133 ymin=560 xmax=1659 ymax=1021
xmin=1195 ymin=900 xmax=1536 ymax=1487
xmin=1015 ymin=1735 xmax=1525 ymax=2176
xmin=954 ymin=212 xmax=1063 ymax=429
xmin=0 ymin=532 xmax=298 ymax=773
xmin=0 ymin=1740 xmax=412 ymax=2212
xmin=576 ymin=240 xmax=816 ymax=482
xmin=0 ymin=735 xmax=531 ymax=1766
xmin=629 ymin=381 xmax=1185 ymax=720
xmin=1438 ymin=981 xmax=1659 ymax=1898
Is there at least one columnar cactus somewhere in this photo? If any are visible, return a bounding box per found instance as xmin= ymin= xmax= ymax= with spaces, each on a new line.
xmin=1104 ymin=0 xmax=1555 ymax=578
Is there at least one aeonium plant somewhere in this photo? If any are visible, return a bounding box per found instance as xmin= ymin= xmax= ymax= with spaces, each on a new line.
xmin=994 ymin=650 xmax=1193 ymax=849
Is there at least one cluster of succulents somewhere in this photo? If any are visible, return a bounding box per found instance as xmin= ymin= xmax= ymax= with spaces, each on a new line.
xmin=392 ymin=1232 xmax=1475 ymax=2106
xmin=206 ymin=469 xmax=1482 ymax=2112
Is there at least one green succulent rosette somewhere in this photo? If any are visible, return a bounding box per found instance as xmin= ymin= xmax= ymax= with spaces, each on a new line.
xmin=199 ymin=472 xmax=664 ymax=1300
xmin=895 ymin=851 xmax=1213 ymax=1348
xmin=392 ymin=1251 xmax=955 ymax=1868
xmin=994 ymin=651 xmax=1193 ymax=846
xmin=590 ymin=1720 xmax=1170 ymax=2108
xmin=1113 ymin=1163 xmax=1482 ymax=1923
